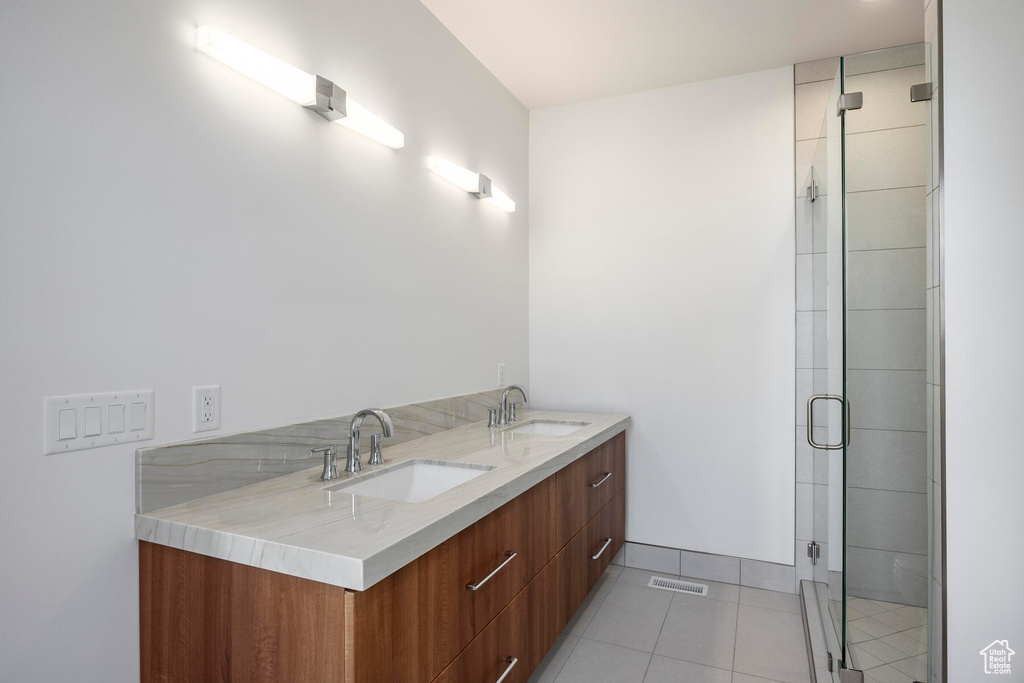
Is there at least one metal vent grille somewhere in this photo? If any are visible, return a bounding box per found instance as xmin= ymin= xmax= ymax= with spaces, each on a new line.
xmin=647 ymin=576 xmax=709 ymax=596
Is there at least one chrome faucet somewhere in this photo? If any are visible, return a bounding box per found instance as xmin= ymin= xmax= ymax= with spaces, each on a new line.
xmin=499 ymin=385 xmax=528 ymax=426
xmin=346 ymin=409 xmax=395 ymax=473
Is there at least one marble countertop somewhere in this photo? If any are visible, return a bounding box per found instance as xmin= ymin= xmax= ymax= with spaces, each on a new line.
xmin=135 ymin=410 xmax=629 ymax=591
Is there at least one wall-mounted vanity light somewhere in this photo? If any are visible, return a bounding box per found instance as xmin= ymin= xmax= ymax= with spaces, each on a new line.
xmin=426 ymin=157 xmax=516 ymax=213
xmin=196 ymin=26 xmax=404 ymax=149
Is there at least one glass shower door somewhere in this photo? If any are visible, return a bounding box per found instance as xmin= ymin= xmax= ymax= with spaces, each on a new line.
xmin=806 ymin=60 xmax=848 ymax=678
xmin=841 ymin=43 xmax=932 ymax=680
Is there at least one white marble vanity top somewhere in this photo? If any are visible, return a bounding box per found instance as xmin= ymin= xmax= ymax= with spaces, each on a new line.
xmin=135 ymin=410 xmax=629 ymax=591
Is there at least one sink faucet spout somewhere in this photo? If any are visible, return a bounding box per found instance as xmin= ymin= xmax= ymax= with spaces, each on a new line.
xmin=346 ymin=409 xmax=395 ymax=472
xmin=499 ymin=385 xmax=528 ymax=426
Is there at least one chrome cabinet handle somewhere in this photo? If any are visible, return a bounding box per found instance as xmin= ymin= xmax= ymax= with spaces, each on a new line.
xmin=591 ymin=537 xmax=612 ymax=560
xmin=589 ymin=472 xmax=612 ymax=488
xmin=806 ymin=395 xmax=851 ymax=450
xmin=467 ymin=551 xmax=517 ymax=591
xmin=495 ymin=657 xmax=518 ymax=683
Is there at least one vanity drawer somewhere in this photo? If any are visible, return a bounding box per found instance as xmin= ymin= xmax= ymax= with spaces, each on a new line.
xmin=346 ymin=475 xmax=556 ymax=683
xmin=555 ymin=431 xmax=625 ymax=548
xmin=555 ymin=488 xmax=626 ymax=632
xmin=431 ymin=560 xmax=559 ymax=683
xmin=466 ymin=474 xmax=556 ymax=631
xmin=587 ymin=488 xmax=625 ymax=584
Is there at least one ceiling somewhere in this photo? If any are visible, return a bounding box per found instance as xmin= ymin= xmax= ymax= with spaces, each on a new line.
xmin=418 ymin=0 xmax=924 ymax=110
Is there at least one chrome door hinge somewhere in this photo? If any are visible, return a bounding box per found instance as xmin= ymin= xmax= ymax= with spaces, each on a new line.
xmin=911 ymin=82 xmax=934 ymax=102
xmin=807 ymin=541 xmax=821 ymax=565
xmin=837 ymin=92 xmax=863 ymax=116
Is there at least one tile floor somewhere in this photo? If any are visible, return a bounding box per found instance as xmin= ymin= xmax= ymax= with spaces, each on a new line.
xmin=529 ymin=565 xmax=811 ymax=683
xmin=846 ymin=597 xmax=929 ymax=683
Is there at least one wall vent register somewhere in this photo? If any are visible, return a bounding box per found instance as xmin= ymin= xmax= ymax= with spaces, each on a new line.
xmin=647 ymin=576 xmax=709 ymax=596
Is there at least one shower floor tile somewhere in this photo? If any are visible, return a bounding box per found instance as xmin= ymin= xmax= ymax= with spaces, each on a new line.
xmin=847 ymin=599 xmax=930 ymax=683
xmin=530 ymin=566 xmax=811 ymax=683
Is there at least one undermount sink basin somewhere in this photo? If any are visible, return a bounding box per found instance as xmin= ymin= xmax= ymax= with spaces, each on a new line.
xmin=325 ymin=459 xmax=495 ymax=503
xmin=508 ymin=420 xmax=589 ymax=437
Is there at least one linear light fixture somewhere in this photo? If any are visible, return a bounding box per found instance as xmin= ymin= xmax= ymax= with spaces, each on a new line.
xmin=426 ymin=157 xmax=516 ymax=213
xmin=196 ymin=26 xmax=404 ymax=149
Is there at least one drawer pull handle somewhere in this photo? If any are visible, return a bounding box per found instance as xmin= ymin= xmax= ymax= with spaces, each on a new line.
xmin=589 ymin=472 xmax=612 ymax=488
xmin=495 ymin=656 xmax=518 ymax=683
xmin=591 ymin=537 xmax=613 ymax=560
xmin=467 ymin=551 xmax=517 ymax=591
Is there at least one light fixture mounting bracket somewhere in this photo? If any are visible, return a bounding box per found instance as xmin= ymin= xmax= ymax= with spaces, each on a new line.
xmin=305 ymin=75 xmax=347 ymax=122
xmin=473 ymin=173 xmax=493 ymax=199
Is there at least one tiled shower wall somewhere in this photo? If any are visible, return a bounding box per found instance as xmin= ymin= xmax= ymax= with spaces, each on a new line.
xmin=794 ymin=45 xmax=931 ymax=608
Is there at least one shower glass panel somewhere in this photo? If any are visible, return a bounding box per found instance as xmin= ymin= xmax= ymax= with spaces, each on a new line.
xmin=806 ymin=60 xmax=846 ymax=676
xmin=804 ymin=43 xmax=932 ymax=681
xmin=842 ymin=44 xmax=930 ymax=679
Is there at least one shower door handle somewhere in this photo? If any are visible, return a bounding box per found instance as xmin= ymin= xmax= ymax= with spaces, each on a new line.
xmin=806 ymin=395 xmax=851 ymax=450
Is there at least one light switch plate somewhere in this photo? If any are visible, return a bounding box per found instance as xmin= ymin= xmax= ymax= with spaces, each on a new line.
xmin=44 ymin=390 xmax=155 ymax=455
xmin=193 ymin=385 xmax=221 ymax=433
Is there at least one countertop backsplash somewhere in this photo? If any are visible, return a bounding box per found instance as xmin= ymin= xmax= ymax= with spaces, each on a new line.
xmin=136 ymin=390 xmax=502 ymax=514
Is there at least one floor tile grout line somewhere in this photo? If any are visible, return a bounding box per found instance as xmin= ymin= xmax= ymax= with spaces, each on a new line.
xmin=547 ymin=634 xmax=579 ymax=682
xmin=575 ymin=635 xmax=657 ymax=658
xmin=638 ymin=651 xmax=655 ymax=681
xmin=622 ymin=634 xmax=741 ymax=677
xmin=641 ymin=589 xmax=676 ymax=681
xmin=863 ymin=653 xmax=928 ymax=672
xmin=565 ymin=571 xmax=619 ymax=646
xmin=731 ymin=592 xmax=741 ymax=676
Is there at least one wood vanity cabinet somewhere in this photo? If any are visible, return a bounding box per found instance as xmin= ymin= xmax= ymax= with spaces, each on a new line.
xmin=139 ymin=431 xmax=626 ymax=683
xmin=346 ymin=475 xmax=558 ymax=682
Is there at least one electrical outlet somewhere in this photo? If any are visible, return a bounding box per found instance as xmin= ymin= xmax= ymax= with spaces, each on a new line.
xmin=497 ymin=363 xmax=506 ymax=387
xmin=193 ymin=385 xmax=221 ymax=433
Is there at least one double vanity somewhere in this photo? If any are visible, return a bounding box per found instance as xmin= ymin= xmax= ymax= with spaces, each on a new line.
xmin=136 ymin=398 xmax=629 ymax=683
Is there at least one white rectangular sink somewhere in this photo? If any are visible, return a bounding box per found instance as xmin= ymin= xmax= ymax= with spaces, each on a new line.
xmin=508 ymin=420 xmax=589 ymax=437
xmin=324 ymin=459 xmax=495 ymax=503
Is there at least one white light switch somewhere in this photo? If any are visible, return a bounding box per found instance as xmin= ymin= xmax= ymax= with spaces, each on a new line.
xmin=130 ymin=402 xmax=147 ymax=432
xmin=108 ymin=404 xmax=125 ymax=433
xmin=84 ymin=406 xmax=102 ymax=437
xmin=58 ymin=409 xmax=77 ymax=440
xmin=44 ymin=390 xmax=154 ymax=455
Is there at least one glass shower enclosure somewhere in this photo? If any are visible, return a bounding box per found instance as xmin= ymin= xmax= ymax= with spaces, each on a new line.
xmin=802 ymin=43 xmax=939 ymax=683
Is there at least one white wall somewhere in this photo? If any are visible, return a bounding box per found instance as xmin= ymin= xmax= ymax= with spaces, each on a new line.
xmin=0 ymin=1 xmax=527 ymax=680
xmin=943 ymin=0 xmax=1024 ymax=678
xmin=530 ymin=68 xmax=796 ymax=565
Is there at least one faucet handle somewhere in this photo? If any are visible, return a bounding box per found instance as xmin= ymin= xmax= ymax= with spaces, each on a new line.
xmin=509 ymin=402 xmax=518 ymax=424
xmin=311 ymin=445 xmax=340 ymax=481
xmin=488 ymin=408 xmax=498 ymax=429
xmin=368 ymin=433 xmax=385 ymax=466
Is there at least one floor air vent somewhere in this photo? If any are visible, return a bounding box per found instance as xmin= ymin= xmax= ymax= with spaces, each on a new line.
xmin=647 ymin=576 xmax=709 ymax=596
